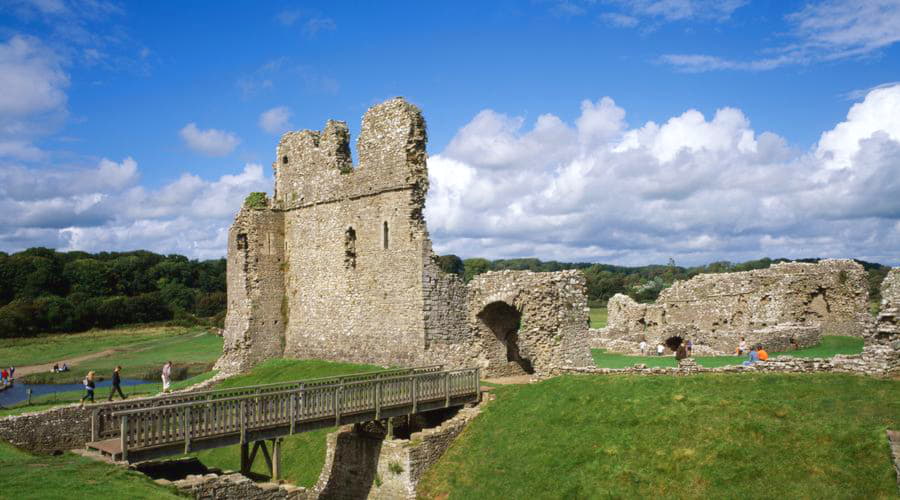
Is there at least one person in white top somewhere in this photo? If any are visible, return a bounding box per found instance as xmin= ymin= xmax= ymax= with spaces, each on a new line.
xmin=656 ymin=344 xmax=664 ymax=356
xmin=162 ymin=361 xmax=172 ymax=393
xmin=639 ymin=340 xmax=648 ymax=355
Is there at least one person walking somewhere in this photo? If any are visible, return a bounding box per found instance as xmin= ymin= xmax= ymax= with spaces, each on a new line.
xmin=161 ymin=361 xmax=172 ymax=393
xmin=79 ymin=371 xmax=96 ymax=407
xmin=656 ymin=343 xmax=664 ymax=356
xmin=8 ymin=366 xmax=14 ymax=381
xmin=639 ymin=339 xmax=648 ymax=356
xmin=108 ymin=366 xmax=127 ymax=401
xmin=685 ymin=339 xmax=693 ymax=357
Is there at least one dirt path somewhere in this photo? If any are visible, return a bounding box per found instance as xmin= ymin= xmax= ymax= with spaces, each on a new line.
xmin=13 ymin=349 xmax=121 ymax=378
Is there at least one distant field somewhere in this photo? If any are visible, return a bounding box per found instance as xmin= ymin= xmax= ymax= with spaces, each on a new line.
xmin=419 ymin=373 xmax=900 ymax=498
xmin=589 ymin=307 xmax=607 ymax=329
xmin=193 ymin=359 xmax=386 ymax=487
xmin=592 ymin=335 xmax=865 ymax=369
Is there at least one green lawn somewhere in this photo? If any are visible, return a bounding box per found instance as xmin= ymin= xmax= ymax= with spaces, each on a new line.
xmin=0 ymin=325 xmax=202 ymax=367
xmin=0 ymin=372 xmax=218 ymax=417
xmin=192 ymin=358 xmax=386 ymax=487
xmin=0 ymin=441 xmax=180 ymax=499
xmin=22 ymin=328 xmax=223 ymax=384
xmin=592 ymin=335 xmax=865 ymax=369
xmin=419 ymin=373 xmax=900 ymax=499
xmin=589 ymin=307 xmax=607 ymax=329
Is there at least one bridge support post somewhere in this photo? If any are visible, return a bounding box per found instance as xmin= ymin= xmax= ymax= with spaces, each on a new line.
xmin=271 ymin=438 xmax=281 ymax=481
xmin=240 ymin=442 xmax=250 ymax=475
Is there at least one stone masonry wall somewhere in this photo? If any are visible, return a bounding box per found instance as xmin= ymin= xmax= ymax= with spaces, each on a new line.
xmin=603 ymin=259 xmax=869 ymax=354
xmin=0 ymin=405 xmax=92 ymax=454
xmin=216 ymin=205 xmax=286 ymax=373
xmin=463 ymin=270 xmax=594 ymax=377
xmin=875 ymin=268 xmax=900 ymax=343
xmin=218 ymin=98 xmax=595 ymax=374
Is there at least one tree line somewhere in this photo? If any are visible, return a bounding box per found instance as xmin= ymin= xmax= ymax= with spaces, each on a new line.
xmin=0 ymin=248 xmax=226 ymax=338
xmin=438 ymin=255 xmax=891 ymax=308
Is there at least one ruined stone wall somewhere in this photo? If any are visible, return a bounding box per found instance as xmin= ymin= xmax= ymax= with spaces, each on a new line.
xmin=219 ymin=98 xmax=594 ymax=373
xmin=0 ymin=404 xmax=92 ymax=454
xmin=875 ymin=268 xmax=900 ymax=343
xmin=465 ymin=270 xmax=594 ymax=376
xmin=216 ymin=206 xmax=285 ymax=373
xmin=603 ymin=259 xmax=869 ymax=354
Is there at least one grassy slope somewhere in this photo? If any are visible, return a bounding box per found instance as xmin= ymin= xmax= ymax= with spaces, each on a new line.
xmin=592 ymin=336 xmax=865 ymax=369
xmin=0 ymin=372 xmax=217 ymax=417
xmin=589 ymin=307 xmax=607 ymax=329
xmin=419 ymin=373 xmax=900 ymax=499
xmin=18 ymin=327 xmax=223 ymax=384
xmin=0 ymin=441 xmax=180 ymax=500
xmin=193 ymin=359 xmax=385 ymax=487
xmin=0 ymin=325 xmax=196 ymax=367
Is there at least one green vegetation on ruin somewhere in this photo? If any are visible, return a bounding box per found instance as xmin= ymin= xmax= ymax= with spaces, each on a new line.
xmin=244 ymin=191 xmax=268 ymax=209
xmin=418 ymin=373 xmax=900 ymax=499
xmin=591 ymin=335 xmax=865 ymax=369
xmin=0 ymin=441 xmax=180 ymax=499
xmin=193 ymin=358 xmax=386 ymax=487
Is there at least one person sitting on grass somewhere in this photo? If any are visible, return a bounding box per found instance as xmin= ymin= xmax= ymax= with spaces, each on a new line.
xmin=742 ymin=347 xmax=759 ymax=366
xmin=79 ymin=371 xmax=96 ymax=408
xmin=757 ymin=344 xmax=769 ymax=361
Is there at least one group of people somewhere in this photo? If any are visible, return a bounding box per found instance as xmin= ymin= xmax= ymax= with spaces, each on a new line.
xmin=1 ymin=366 xmax=14 ymax=385
xmin=50 ymin=363 xmax=70 ymax=373
xmin=737 ymin=337 xmax=769 ymax=366
xmin=638 ymin=339 xmax=693 ymax=357
xmin=78 ymin=360 xmax=175 ymax=408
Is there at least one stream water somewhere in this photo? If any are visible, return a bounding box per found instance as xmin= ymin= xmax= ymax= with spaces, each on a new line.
xmin=0 ymin=378 xmax=148 ymax=407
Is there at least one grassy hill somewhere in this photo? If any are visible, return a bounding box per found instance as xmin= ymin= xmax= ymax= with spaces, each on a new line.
xmin=419 ymin=373 xmax=900 ymax=499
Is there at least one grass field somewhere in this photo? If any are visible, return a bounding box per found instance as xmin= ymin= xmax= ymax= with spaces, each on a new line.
xmin=0 ymin=440 xmax=179 ymax=499
xmin=418 ymin=373 xmax=900 ymax=499
xmin=3 ymin=325 xmax=222 ymax=384
xmin=592 ymin=335 xmax=865 ymax=369
xmin=192 ymin=359 xmax=385 ymax=486
xmin=589 ymin=307 xmax=607 ymax=329
xmin=0 ymin=372 xmax=217 ymax=417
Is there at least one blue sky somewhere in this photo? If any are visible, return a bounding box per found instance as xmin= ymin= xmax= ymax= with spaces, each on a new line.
xmin=1 ymin=0 xmax=900 ymax=265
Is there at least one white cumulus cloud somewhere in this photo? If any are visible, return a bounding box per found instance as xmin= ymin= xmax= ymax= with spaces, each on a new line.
xmin=180 ymin=123 xmax=240 ymax=157
xmin=425 ymin=84 xmax=900 ymax=266
xmin=258 ymin=106 xmax=292 ymax=134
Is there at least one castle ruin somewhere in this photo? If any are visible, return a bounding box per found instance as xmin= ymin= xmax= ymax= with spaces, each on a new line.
xmin=215 ymin=98 xmax=593 ymax=376
xmin=594 ymin=259 xmax=871 ymax=354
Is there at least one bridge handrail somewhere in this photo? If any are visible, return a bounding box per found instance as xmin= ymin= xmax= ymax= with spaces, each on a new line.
xmin=92 ymin=364 xmax=443 ymax=440
xmin=109 ymin=367 xmax=478 ymax=417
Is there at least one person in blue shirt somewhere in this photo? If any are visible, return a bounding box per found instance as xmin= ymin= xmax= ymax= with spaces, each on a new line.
xmin=742 ymin=347 xmax=759 ymax=366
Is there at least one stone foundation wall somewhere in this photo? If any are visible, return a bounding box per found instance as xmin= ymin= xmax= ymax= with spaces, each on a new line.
xmin=162 ymin=472 xmax=309 ymax=499
xmin=314 ymin=405 xmax=482 ymax=499
xmin=0 ymin=405 xmax=92 ymax=454
xmin=552 ymin=343 xmax=900 ymax=378
xmin=603 ymin=259 xmax=870 ymax=354
xmin=875 ymin=268 xmax=900 ymax=344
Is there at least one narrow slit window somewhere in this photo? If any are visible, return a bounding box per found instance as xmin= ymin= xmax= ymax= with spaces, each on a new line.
xmin=236 ymin=233 xmax=248 ymax=250
xmin=383 ymin=221 xmax=389 ymax=250
xmin=345 ymin=227 xmax=357 ymax=269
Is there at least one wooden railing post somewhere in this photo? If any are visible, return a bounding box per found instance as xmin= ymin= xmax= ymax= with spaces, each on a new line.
xmin=240 ymin=400 xmax=247 ymax=444
xmin=289 ymin=392 xmax=296 ymax=435
xmin=444 ymin=371 xmax=450 ymax=407
xmin=375 ymin=379 xmax=382 ymax=420
xmin=90 ymin=409 xmax=99 ymax=443
xmin=184 ymin=407 xmax=192 ymax=454
xmin=335 ymin=379 xmax=343 ymax=426
xmin=120 ymin=415 xmax=128 ymax=462
xmin=474 ymin=367 xmax=481 ymax=403
xmin=412 ymin=375 xmax=418 ymax=414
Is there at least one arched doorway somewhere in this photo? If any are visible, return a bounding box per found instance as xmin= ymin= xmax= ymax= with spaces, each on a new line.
xmin=477 ymin=301 xmax=534 ymax=374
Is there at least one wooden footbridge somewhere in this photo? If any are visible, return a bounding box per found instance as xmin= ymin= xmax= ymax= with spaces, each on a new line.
xmin=85 ymin=366 xmax=480 ymax=478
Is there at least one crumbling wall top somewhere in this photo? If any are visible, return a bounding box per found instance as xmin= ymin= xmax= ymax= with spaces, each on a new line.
xmin=273 ymin=97 xmax=428 ymax=208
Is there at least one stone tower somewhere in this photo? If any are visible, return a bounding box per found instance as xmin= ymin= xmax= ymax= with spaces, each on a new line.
xmin=216 ymin=98 xmax=593 ymax=375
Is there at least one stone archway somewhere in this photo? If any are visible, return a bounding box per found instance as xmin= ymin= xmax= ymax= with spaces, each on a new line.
xmin=477 ymin=301 xmax=534 ymax=375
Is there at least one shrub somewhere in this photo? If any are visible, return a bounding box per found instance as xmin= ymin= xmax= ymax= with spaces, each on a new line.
xmin=244 ymin=192 xmax=268 ymax=209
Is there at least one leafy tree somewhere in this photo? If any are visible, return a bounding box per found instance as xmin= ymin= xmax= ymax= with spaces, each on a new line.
xmin=437 ymin=255 xmax=464 ymax=277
